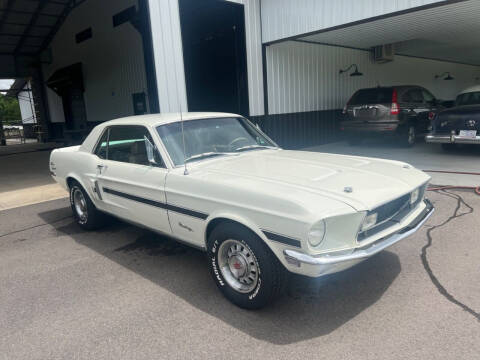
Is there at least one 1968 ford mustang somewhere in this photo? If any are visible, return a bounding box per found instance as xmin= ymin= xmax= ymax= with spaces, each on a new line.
xmin=50 ymin=112 xmax=434 ymax=309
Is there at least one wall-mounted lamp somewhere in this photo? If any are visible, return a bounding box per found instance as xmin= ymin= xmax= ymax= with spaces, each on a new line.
xmin=435 ymin=72 xmax=454 ymax=80
xmin=339 ymin=64 xmax=363 ymax=77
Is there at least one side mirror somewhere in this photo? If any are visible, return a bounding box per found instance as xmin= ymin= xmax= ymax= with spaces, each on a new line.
xmin=144 ymin=136 xmax=157 ymax=165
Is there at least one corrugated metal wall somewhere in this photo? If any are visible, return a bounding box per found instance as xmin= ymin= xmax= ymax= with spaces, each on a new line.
xmin=18 ymin=82 xmax=36 ymax=124
xmin=148 ymin=0 xmax=265 ymax=116
xmin=148 ymin=0 xmax=188 ymax=113
xmin=266 ymin=41 xmax=480 ymax=115
xmin=261 ymin=0 xmax=444 ymax=43
xmin=43 ymin=0 xmax=148 ymax=123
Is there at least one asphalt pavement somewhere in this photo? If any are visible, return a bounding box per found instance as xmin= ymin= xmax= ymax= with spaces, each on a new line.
xmin=0 ymin=190 xmax=479 ymax=359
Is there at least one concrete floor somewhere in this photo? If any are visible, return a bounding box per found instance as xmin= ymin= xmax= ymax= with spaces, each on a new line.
xmin=0 ymin=191 xmax=478 ymax=359
xmin=0 ymin=150 xmax=67 ymax=211
xmin=307 ymin=140 xmax=480 ymax=187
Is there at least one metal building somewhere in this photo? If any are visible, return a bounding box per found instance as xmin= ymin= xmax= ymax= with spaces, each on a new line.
xmin=1 ymin=0 xmax=479 ymax=148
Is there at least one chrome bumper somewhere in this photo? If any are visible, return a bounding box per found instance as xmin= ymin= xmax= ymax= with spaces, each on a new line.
xmin=284 ymin=199 xmax=434 ymax=271
xmin=425 ymin=134 xmax=480 ymax=144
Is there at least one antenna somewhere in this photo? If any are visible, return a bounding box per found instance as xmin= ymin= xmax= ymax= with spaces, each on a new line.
xmin=171 ymin=42 xmax=189 ymax=175
xmin=180 ymin=111 xmax=189 ymax=175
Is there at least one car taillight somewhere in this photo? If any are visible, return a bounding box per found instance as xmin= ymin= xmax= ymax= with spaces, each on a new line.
xmin=428 ymin=111 xmax=435 ymax=121
xmin=391 ymin=89 xmax=399 ymax=115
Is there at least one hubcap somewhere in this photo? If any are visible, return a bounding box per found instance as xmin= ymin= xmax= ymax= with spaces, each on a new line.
xmin=73 ymin=188 xmax=88 ymax=223
xmin=218 ymin=239 xmax=259 ymax=293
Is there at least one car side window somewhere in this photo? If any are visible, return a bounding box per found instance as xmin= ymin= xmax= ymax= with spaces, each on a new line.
xmin=107 ymin=125 xmax=165 ymax=167
xmin=422 ymin=89 xmax=435 ymax=103
xmin=408 ymin=89 xmax=423 ymax=104
xmin=401 ymin=91 xmax=411 ymax=103
xmin=94 ymin=129 xmax=109 ymax=159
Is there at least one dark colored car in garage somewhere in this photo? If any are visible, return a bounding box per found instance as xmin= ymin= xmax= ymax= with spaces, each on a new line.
xmin=426 ymin=85 xmax=480 ymax=149
xmin=340 ymin=85 xmax=441 ymax=146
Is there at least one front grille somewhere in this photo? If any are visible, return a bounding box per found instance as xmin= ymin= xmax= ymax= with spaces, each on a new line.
xmin=357 ymin=185 xmax=426 ymax=241
xmin=375 ymin=193 xmax=410 ymax=224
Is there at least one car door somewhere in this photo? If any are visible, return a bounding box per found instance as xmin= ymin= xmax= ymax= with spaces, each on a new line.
xmin=403 ymin=88 xmax=428 ymax=129
xmin=95 ymin=125 xmax=171 ymax=234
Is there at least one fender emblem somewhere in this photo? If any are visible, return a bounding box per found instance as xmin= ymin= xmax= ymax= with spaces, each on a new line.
xmin=343 ymin=186 xmax=353 ymax=193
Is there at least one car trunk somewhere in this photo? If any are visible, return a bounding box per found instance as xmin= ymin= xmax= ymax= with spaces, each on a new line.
xmin=434 ymin=105 xmax=480 ymax=134
xmin=345 ymin=88 xmax=395 ymax=123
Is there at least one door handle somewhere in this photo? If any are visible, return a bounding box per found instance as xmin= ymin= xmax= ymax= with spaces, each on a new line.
xmin=97 ymin=164 xmax=107 ymax=173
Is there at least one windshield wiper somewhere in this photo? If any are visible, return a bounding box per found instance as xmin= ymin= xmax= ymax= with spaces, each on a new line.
xmin=184 ymin=152 xmax=233 ymax=164
xmin=234 ymin=145 xmax=278 ymax=152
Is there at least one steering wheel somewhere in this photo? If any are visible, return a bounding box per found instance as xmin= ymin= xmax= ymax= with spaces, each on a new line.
xmin=228 ymin=137 xmax=250 ymax=150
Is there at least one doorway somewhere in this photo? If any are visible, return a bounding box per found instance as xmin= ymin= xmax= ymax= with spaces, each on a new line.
xmin=179 ymin=0 xmax=249 ymax=116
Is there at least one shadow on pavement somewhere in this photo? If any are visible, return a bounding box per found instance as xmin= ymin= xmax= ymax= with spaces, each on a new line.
xmin=39 ymin=206 xmax=401 ymax=345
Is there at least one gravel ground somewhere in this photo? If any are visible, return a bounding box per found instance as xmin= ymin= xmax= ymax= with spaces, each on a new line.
xmin=0 ymin=190 xmax=478 ymax=360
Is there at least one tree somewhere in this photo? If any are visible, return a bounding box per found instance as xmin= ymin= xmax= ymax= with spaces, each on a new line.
xmin=0 ymin=94 xmax=21 ymax=145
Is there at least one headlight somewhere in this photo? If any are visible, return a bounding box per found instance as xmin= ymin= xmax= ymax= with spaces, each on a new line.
xmin=308 ymin=220 xmax=326 ymax=247
xmin=361 ymin=212 xmax=378 ymax=232
xmin=410 ymin=187 xmax=420 ymax=204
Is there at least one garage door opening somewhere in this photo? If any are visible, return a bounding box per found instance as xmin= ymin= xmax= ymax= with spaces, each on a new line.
xmin=179 ymin=0 xmax=249 ymax=116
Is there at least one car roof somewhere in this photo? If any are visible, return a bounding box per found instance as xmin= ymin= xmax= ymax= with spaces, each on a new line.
xmin=100 ymin=112 xmax=242 ymax=127
xmin=355 ymin=85 xmax=421 ymax=91
xmin=458 ymin=85 xmax=480 ymax=95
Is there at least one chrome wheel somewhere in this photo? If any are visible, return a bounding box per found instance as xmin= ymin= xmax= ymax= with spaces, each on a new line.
xmin=73 ymin=188 xmax=88 ymax=223
xmin=408 ymin=126 xmax=416 ymax=145
xmin=218 ymin=239 xmax=259 ymax=293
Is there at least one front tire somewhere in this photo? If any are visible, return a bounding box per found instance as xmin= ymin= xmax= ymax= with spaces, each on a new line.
xmin=69 ymin=181 xmax=106 ymax=230
xmin=207 ymin=223 xmax=285 ymax=309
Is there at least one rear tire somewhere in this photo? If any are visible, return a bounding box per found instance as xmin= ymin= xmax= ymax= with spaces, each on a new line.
xmin=207 ymin=222 xmax=285 ymax=309
xmin=69 ymin=181 xmax=106 ymax=230
xmin=400 ymin=125 xmax=416 ymax=147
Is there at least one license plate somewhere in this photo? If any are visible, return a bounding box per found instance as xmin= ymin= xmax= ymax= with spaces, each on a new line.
xmin=459 ymin=130 xmax=477 ymax=138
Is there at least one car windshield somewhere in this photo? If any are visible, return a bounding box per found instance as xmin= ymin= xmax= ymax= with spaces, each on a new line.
xmin=348 ymin=88 xmax=393 ymax=105
xmin=156 ymin=117 xmax=277 ymax=166
xmin=456 ymin=91 xmax=480 ymax=106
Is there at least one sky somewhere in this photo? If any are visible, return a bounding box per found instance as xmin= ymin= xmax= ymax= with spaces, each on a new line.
xmin=0 ymin=79 xmax=15 ymax=91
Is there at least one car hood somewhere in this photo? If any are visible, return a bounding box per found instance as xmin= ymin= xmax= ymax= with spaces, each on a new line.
xmin=194 ymin=150 xmax=430 ymax=211
xmin=435 ymin=104 xmax=480 ymax=131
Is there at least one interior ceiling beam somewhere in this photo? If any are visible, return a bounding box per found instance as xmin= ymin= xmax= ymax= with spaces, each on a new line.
xmin=0 ymin=9 xmax=61 ymax=18
xmin=1 ymin=33 xmax=47 ymax=38
xmin=37 ymin=0 xmax=86 ymax=54
xmin=1 ymin=21 xmax=55 ymax=28
xmin=14 ymin=0 xmax=52 ymax=54
xmin=23 ymin=0 xmax=71 ymax=5
xmin=0 ymin=0 xmax=16 ymax=34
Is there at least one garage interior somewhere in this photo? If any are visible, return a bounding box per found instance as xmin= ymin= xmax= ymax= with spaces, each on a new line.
xmin=259 ymin=0 xmax=480 ymax=149
xmin=179 ymin=0 xmax=249 ymax=116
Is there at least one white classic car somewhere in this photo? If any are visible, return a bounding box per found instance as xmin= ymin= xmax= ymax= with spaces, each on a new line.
xmin=50 ymin=112 xmax=434 ymax=309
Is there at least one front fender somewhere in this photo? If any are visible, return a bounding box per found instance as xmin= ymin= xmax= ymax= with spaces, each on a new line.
xmin=204 ymin=210 xmax=305 ymax=272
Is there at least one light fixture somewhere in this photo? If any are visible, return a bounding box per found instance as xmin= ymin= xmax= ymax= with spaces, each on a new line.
xmin=435 ymin=72 xmax=454 ymax=80
xmin=339 ymin=64 xmax=363 ymax=77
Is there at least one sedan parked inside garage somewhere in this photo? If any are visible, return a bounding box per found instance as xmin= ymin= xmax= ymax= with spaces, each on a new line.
xmin=50 ymin=112 xmax=434 ymax=309
xmin=341 ymin=85 xmax=441 ymax=146
xmin=426 ymin=85 xmax=480 ymax=149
